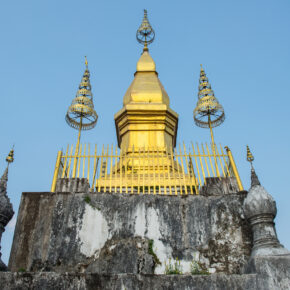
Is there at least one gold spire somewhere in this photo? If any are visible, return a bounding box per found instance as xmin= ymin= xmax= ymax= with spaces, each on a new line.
xmin=5 ymin=147 xmax=14 ymax=165
xmin=65 ymin=57 xmax=98 ymax=177
xmin=122 ymin=48 xmax=169 ymax=106
xmin=136 ymin=9 xmax=155 ymax=51
xmin=136 ymin=50 xmax=156 ymax=72
xmin=114 ymin=12 xmax=178 ymax=152
xmin=121 ymin=9 xmax=171 ymax=106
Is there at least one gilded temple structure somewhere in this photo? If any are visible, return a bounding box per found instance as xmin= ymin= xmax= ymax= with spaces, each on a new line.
xmin=50 ymin=10 xmax=243 ymax=195
xmin=114 ymin=43 xmax=178 ymax=152
xmin=3 ymin=10 xmax=290 ymax=290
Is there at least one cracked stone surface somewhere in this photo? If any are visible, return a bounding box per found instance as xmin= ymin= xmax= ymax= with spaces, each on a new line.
xmin=9 ymin=190 xmax=251 ymax=274
xmin=0 ymin=272 xmax=258 ymax=290
xmin=0 ymin=167 xmax=14 ymax=271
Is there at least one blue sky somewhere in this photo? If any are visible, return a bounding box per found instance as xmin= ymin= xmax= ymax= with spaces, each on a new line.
xmin=1 ymin=0 xmax=290 ymax=264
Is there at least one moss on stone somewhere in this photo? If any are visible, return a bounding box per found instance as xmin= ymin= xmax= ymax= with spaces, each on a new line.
xmin=148 ymin=239 xmax=161 ymax=266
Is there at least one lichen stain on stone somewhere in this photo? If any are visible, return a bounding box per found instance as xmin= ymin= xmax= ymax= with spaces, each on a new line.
xmin=77 ymin=204 xmax=109 ymax=257
xmin=9 ymin=193 xmax=252 ymax=275
xmin=133 ymin=204 xmax=171 ymax=274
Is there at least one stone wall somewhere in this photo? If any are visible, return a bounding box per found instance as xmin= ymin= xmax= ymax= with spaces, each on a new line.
xmin=0 ymin=272 xmax=258 ymax=290
xmin=9 ymin=188 xmax=251 ymax=275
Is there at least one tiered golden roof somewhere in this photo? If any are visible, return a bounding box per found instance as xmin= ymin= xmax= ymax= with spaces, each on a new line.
xmin=123 ymin=51 xmax=169 ymax=106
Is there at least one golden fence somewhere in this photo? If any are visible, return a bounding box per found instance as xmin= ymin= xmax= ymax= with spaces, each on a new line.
xmin=51 ymin=143 xmax=243 ymax=194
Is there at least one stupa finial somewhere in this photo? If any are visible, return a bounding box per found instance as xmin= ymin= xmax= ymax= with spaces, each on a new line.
xmin=246 ymin=145 xmax=260 ymax=187
xmin=85 ymin=56 xmax=88 ymax=69
xmin=5 ymin=146 xmax=14 ymax=166
xmin=65 ymin=57 xmax=98 ymax=176
xmin=246 ymin=145 xmax=254 ymax=165
xmin=136 ymin=9 xmax=155 ymax=52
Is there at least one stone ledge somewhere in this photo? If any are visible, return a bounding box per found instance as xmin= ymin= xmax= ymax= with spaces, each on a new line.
xmin=0 ymin=272 xmax=257 ymax=290
xmin=56 ymin=178 xmax=90 ymax=193
xmin=245 ymin=255 xmax=290 ymax=290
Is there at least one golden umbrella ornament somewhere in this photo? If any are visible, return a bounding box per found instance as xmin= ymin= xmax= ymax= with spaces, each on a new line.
xmin=65 ymin=57 xmax=98 ymax=177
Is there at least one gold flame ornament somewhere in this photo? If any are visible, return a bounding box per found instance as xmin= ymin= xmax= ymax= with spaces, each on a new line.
xmin=65 ymin=57 xmax=98 ymax=177
xmin=136 ymin=9 xmax=155 ymax=51
xmin=5 ymin=147 xmax=14 ymax=165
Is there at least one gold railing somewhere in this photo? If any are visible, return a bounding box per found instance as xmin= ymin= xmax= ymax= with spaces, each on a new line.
xmin=51 ymin=143 xmax=243 ymax=194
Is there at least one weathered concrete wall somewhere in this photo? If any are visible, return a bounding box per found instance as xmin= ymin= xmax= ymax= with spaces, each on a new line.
xmin=9 ymin=190 xmax=251 ymax=275
xmin=0 ymin=272 xmax=259 ymax=290
xmin=245 ymin=255 xmax=290 ymax=290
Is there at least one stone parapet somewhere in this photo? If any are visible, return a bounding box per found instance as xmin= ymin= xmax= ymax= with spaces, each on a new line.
xmin=55 ymin=178 xmax=90 ymax=193
xmin=0 ymin=272 xmax=258 ymax=290
xmin=9 ymin=191 xmax=251 ymax=274
xmin=199 ymin=177 xmax=241 ymax=196
xmin=245 ymin=255 xmax=290 ymax=290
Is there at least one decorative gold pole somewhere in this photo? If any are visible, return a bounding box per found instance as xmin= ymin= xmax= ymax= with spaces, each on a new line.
xmin=208 ymin=115 xmax=215 ymax=147
xmin=65 ymin=56 xmax=98 ymax=178
xmin=73 ymin=116 xmax=82 ymax=177
xmin=76 ymin=116 xmax=82 ymax=153
xmin=225 ymin=146 xmax=243 ymax=191
xmin=208 ymin=115 xmax=219 ymax=175
xmin=193 ymin=65 xmax=225 ymax=177
xmin=51 ymin=150 xmax=62 ymax=192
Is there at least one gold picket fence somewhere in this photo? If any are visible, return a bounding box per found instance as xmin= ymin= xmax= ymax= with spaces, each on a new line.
xmin=51 ymin=143 xmax=243 ymax=194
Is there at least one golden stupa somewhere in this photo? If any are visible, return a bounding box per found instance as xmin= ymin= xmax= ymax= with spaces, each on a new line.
xmin=108 ymin=10 xmax=184 ymax=192
xmin=51 ymin=10 xmax=243 ymax=195
xmin=114 ymin=10 xmax=178 ymax=154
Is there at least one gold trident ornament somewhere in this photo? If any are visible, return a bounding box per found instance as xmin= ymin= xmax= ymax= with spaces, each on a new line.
xmin=65 ymin=57 xmax=98 ymax=177
xmin=193 ymin=65 xmax=225 ymax=175
xmin=136 ymin=9 xmax=155 ymax=51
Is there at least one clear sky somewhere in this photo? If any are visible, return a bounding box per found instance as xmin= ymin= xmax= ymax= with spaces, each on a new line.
xmin=1 ymin=0 xmax=290 ymax=264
